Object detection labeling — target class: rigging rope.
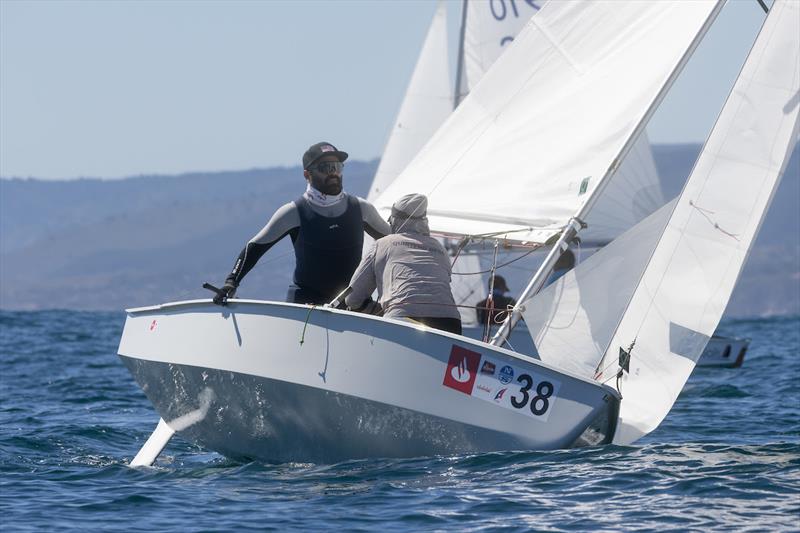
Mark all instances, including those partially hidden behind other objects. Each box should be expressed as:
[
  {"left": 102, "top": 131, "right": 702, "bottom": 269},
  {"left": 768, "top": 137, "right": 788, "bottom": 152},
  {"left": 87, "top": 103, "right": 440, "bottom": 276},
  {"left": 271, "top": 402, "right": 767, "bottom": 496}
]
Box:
[
  {"left": 299, "top": 305, "right": 317, "bottom": 346},
  {"left": 451, "top": 247, "right": 538, "bottom": 275},
  {"left": 689, "top": 200, "right": 740, "bottom": 240}
]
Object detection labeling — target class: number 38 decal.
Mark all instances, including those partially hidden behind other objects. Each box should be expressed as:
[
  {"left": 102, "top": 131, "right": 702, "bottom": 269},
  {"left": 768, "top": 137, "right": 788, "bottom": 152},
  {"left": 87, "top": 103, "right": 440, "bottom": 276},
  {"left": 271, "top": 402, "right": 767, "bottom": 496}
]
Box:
[{"left": 510, "top": 374, "right": 555, "bottom": 416}]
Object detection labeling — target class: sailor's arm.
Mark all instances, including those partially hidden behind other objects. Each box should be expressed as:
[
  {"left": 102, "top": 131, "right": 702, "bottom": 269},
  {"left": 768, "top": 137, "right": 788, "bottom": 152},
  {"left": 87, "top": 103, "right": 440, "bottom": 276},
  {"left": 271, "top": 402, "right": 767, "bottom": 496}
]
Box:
[
  {"left": 358, "top": 198, "right": 391, "bottom": 239},
  {"left": 345, "top": 243, "right": 378, "bottom": 310},
  {"left": 224, "top": 202, "right": 300, "bottom": 287}
]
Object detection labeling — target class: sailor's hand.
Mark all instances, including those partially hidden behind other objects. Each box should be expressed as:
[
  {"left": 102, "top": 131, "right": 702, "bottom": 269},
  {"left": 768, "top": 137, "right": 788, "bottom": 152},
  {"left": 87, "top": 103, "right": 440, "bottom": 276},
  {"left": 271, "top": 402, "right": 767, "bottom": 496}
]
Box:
[
  {"left": 213, "top": 281, "right": 237, "bottom": 306},
  {"left": 362, "top": 300, "right": 382, "bottom": 316},
  {"left": 350, "top": 297, "right": 382, "bottom": 316}
]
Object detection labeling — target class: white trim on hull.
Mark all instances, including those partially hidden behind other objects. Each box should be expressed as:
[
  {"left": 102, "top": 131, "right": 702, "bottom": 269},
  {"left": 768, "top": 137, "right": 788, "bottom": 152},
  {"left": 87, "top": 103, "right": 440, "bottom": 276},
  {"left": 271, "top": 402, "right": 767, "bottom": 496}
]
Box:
[{"left": 118, "top": 300, "right": 620, "bottom": 463}]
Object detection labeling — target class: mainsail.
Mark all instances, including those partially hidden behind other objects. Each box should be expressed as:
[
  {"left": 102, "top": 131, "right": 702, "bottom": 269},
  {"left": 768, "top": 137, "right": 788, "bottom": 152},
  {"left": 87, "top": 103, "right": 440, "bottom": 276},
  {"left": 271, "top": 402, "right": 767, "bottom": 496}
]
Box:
[
  {"left": 524, "top": 0, "right": 799, "bottom": 444},
  {"left": 457, "top": 0, "right": 545, "bottom": 103},
  {"left": 459, "top": 0, "right": 665, "bottom": 246},
  {"left": 374, "top": 1, "right": 722, "bottom": 245},
  {"left": 366, "top": 1, "right": 452, "bottom": 202}
]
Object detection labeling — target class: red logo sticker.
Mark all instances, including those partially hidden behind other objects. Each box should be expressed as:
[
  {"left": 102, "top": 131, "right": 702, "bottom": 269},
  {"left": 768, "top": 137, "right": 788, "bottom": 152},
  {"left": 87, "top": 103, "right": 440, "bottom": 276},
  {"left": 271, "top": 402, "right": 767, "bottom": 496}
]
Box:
[
  {"left": 149, "top": 319, "right": 157, "bottom": 331},
  {"left": 443, "top": 345, "right": 481, "bottom": 395}
]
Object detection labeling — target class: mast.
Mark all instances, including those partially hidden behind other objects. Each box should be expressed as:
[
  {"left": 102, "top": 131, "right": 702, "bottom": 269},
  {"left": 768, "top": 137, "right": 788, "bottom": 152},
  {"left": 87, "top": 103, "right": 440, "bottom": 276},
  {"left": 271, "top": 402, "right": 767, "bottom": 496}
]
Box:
[
  {"left": 491, "top": 0, "right": 727, "bottom": 347},
  {"left": 453, "top": 0, "right": 469, "bottom": 109}
]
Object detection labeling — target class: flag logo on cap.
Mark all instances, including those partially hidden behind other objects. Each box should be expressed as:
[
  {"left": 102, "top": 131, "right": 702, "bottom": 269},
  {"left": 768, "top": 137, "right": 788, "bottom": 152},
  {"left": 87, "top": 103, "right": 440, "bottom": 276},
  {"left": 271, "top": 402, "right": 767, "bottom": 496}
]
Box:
[{"left": 321, "top": 145, "right": 334, "bottom": 152}]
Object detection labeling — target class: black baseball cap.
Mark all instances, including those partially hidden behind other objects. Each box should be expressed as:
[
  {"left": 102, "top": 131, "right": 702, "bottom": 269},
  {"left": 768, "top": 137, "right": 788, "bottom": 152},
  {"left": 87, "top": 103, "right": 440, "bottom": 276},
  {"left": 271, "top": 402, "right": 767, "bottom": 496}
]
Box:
[
  {"left": 490, "top": 275, "right": 509, "bottom": 292},
  {"left": 302, "top": 142, "right": 349, "bottom": 169}
]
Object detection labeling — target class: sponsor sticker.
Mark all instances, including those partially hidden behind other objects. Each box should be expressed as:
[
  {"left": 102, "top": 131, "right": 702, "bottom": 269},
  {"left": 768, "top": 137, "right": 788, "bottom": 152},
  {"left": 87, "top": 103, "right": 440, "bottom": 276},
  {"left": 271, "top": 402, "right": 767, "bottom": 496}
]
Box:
[
  {"left": 441, "top": 347, "right": 561, "bottom": 422},
  {"left": 493, "top": 388, "right": 507, "bottom": 402},
  {"left": 480, "top": 361, "right": 496, "bottom": 376},
  {"left": 149, "top": 319, "right": 158, "bottom": 331},
  {"left": 442, "top": 345, "right": 481, "bottom": 395},
  {"left": 475, "top": 355, "right": 562, "bottom": 422}
]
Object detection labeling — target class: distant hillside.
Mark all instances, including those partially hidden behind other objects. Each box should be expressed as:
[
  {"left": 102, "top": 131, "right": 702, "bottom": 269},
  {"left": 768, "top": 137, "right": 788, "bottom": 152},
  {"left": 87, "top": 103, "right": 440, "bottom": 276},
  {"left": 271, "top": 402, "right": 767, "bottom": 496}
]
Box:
[
  {"left": 0, "top": 162, "right": 378, "bottom": 310},
  {"left": 1, "top": 145, "right": 798, "bottom": 317}
]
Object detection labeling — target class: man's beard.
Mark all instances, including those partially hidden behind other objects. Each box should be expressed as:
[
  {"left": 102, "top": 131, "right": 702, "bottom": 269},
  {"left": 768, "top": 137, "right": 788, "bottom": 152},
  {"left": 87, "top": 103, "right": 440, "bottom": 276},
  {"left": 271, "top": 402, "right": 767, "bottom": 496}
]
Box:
[{"left": 313, "top": 174, "right": 342, "bottom": 195}]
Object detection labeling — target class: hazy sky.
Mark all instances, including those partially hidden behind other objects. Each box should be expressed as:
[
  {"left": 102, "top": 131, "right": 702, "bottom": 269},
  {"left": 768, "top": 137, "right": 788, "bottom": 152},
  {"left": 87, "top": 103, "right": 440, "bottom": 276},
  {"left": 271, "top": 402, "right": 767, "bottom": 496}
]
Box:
[{"left": 0, "top": 0, "right": 770, "bottom": 180}]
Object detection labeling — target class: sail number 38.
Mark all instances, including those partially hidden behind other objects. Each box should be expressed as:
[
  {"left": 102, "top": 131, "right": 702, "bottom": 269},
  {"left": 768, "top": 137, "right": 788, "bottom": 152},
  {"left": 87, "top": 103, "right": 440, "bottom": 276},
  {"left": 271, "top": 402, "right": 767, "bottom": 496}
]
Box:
[{"left": 510, "top": 374, "right": 555, "bottom": 416}]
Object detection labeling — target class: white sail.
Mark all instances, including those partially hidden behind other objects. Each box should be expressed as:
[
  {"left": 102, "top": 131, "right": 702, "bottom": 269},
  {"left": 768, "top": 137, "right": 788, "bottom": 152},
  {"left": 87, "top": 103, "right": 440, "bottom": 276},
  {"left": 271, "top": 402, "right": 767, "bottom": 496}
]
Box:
[
  {"left": 580, "top": 132, "right": 664, "bottom": 246},
  {"left": 375, "top": 1, "right": 721, "bottom": 245},
  {"left": 524, "top": 0, "right": 799, "bottom": 443},
  {"left": 366, "top": 2, "right": 452, "bottom": 202},
  {"left": 610, "top": 0, "right": 799, "bottom": 444},
  {"left": 461, "top": 0, "right": 544, "bottom": 97},
  {"left": 523, "top": 200, "right": 676, "bottom": 378},
  {"left": 462, "top": 0, "right": 665, "bottom": 245},
  {"left": 450, "top": 252, "right": 484, "bottom": 326}
]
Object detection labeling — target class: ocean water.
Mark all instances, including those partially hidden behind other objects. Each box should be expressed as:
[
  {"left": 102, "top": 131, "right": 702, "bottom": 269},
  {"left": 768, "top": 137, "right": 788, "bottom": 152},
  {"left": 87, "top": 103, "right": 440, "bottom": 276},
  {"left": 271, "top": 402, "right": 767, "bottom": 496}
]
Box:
[{"left": 0, "top": 311, "right": 798, "bottom": 531}]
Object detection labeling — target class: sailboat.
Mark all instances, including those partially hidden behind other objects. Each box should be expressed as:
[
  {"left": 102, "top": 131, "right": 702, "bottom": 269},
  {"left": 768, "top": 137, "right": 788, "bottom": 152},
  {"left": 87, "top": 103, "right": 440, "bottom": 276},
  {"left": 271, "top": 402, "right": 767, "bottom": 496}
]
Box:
[
  {"left": 119, "top": 0, "right": 798, "bottom": 465},
  {"left": 372, "top": 0, "right": 756, "bottom": 365}
]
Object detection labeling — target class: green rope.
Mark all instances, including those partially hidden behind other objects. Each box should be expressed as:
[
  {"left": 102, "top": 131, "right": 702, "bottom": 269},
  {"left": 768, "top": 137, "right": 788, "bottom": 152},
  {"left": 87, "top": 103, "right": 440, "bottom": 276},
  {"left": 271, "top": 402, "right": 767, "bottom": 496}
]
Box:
[{"left": 299, "top": 305, "right": 317, "bottom": 346}]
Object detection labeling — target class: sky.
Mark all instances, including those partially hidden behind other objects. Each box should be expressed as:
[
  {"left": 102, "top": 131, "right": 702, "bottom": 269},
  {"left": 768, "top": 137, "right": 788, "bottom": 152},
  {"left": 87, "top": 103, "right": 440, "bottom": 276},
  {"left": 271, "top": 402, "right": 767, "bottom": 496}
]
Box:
[{"left": 0, "top": 0, "right": 771, "bottom": 180}]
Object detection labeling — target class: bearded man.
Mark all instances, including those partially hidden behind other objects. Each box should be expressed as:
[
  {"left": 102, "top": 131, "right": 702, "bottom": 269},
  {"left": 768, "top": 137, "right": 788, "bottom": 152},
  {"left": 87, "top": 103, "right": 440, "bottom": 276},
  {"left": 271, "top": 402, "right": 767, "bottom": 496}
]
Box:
[{"left": 214, "top": 142, "right": 390, "bottom": 305}]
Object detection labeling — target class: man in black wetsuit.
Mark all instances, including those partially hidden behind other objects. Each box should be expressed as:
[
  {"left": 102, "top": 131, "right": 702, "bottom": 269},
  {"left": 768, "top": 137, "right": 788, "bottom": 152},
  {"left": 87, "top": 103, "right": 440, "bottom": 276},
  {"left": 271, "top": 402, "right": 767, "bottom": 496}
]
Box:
[{"left": 213, "top": 141, "right": 391, "bottom": 305}]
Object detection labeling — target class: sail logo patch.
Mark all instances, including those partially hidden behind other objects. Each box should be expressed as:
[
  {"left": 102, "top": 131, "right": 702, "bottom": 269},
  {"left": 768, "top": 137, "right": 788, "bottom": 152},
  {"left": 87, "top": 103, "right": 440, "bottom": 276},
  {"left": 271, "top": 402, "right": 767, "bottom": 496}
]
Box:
[
  {"left": 443, "top": 345, "right": 481, "bottom": 395},
  {"left": 579, "top": 176, "right": 590, "bottom": 195}
]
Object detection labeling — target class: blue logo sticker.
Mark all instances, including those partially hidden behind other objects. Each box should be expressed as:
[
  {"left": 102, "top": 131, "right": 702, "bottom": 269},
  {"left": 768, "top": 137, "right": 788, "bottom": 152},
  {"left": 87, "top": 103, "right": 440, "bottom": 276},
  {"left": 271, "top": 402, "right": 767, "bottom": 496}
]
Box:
[{"left": 499, "top": 365, "right": 514, "bottom": 384}]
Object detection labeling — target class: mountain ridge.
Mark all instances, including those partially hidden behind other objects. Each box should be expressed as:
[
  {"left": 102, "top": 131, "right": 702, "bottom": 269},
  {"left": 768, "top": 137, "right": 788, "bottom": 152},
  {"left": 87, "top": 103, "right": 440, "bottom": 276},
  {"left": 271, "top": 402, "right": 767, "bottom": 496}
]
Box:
[{"left": 1, "top": 146, "right": 797, "bottom": 316}]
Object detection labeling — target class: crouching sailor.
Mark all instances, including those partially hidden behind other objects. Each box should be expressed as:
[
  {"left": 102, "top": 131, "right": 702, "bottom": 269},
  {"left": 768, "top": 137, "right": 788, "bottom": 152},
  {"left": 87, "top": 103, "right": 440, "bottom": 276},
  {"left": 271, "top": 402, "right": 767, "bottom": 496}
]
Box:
[
  {"left": 345, "top": 193, "right": 462, "bottom": 335},
  {"left": 213, "top": 141, "right": 390, "bottom": 305}
]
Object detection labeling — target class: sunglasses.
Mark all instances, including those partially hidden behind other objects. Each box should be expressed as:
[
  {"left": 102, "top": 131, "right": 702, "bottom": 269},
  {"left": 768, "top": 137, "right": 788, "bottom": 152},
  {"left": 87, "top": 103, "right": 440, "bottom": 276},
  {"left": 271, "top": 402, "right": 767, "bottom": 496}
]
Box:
[{"left": 311, "top": 161, "right": 343, "bottom": 175}]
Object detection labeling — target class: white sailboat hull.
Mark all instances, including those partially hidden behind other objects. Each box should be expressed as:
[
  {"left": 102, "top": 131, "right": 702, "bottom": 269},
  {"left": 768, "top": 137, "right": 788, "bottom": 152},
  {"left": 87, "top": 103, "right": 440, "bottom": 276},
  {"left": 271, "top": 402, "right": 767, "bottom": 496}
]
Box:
[
  {"left": 696, "top": 336, "right": 749, "bottom": 368},
  {"left": 118, "top": 300, "right": 619, "bottom": 463}
]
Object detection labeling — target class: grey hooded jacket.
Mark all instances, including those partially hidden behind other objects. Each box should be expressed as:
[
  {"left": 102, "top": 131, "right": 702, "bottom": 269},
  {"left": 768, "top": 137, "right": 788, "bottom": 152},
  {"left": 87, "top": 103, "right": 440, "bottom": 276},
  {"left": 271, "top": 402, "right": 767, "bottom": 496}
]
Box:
[{"left": 345, "top": 231, "right": 461, "bottom": 320}]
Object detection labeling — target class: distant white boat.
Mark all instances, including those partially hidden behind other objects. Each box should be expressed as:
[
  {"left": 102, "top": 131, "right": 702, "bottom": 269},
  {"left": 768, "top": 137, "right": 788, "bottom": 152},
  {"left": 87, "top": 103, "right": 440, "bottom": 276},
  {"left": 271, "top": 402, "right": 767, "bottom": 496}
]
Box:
[
  {"left": 120, "top": 0, "right": 798, "bottom": 465},
  {"left": 696, "top": 336, "right": 750, "bottom": 368},
  {"left": 461, "top": 325, "right": 750, "bottom": 369}
]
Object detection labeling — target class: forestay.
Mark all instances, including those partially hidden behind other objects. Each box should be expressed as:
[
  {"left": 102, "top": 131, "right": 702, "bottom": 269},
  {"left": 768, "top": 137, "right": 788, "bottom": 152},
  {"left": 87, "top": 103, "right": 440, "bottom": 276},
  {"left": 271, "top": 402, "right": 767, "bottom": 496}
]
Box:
[
  {"left": 523, "top": 0, "right": 799, "bottom": 444},
  {"left": 375, "top": 1, "right": 721, "bottom": 245},
  {"left": 366, "top": 2, "right": 452, "bottom": 202}
]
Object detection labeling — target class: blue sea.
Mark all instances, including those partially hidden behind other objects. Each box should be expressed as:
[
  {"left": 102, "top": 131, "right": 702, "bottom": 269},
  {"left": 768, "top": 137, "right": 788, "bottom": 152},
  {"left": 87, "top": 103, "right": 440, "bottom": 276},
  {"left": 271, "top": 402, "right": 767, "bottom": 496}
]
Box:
[{"left": 1, "top": 311, "right": 798, "bottom": 531}]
